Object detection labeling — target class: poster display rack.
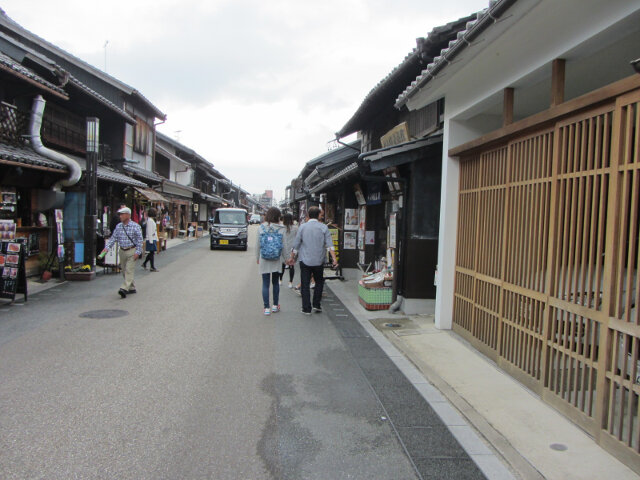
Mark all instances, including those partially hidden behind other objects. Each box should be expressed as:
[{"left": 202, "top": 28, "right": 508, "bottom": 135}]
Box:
[{"left": 0, "top": 239, "right": 27, "bottom": 302}]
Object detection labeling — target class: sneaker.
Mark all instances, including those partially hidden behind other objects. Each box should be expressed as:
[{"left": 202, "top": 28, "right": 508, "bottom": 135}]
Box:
[
  {"left": 301, "top": 309, "right": 311, "bottom": 316},
  {"left": 288, "top": 282, "right": 293, "bottom": 288},
  {"left": 264, "top": 308, "right": 271, "bottom": 316},
  {"left": 271, "top": 305, "right": 280, "bottom": 313},
  {"left": 128, "top": 289, "right": 137, "bottom": 294},
  {"left": 141, "top": 264, "right": 147, "bottom": 270},
  {"left": 310, "top": 282, "right": 316, "bottom": 289},
  {"left": 150, "top": 268, "right": 159, "bottom": 272},
  {"left": 313, "top": 307, "right": 322, "bottom": 313},
  {"left": 118, "top": 288, "right": 127, "bottom": 298}
]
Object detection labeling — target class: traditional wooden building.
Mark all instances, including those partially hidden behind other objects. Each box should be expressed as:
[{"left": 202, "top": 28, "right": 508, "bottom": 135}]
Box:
[{"left": 397, "top": 0, "right": 640, "bottom": 470}]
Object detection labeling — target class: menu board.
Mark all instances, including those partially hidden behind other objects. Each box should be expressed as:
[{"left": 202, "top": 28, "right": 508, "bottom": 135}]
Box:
[{"left": 0, "top": 240, "right": 27, "bottom": 302}]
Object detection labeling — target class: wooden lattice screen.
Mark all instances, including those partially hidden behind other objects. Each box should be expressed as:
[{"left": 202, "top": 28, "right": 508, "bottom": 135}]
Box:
[{"left": 453, "top": 87, "right": 640, "bottom": 470}]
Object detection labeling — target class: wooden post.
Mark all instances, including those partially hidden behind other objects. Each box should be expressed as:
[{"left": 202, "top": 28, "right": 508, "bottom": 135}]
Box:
[
  {"left": 551, "top": 59, "right": 565, "bottom": 107},
  {"left": 503, "top": 87, "right": 514, "bottom": 127}
]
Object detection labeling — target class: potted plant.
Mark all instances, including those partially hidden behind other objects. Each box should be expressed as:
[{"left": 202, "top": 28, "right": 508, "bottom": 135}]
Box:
[{"left": 63, "top": 264, "right": 96, "bottom": 281}]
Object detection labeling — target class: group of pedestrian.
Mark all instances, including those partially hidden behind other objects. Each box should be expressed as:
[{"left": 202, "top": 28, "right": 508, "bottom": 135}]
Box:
[
  {"left": 257, "top": 205, "right": 337, "bottom": 316},
  {"left": 100, "top": 205, "right": 160, "bottom": 299}
]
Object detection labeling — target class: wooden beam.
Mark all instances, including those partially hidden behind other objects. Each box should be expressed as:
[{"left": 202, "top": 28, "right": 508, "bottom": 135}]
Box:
[
  {"left": 503, "top": 87, "right": 514, "bottom": 127},
  {"left": 551, "top": 58, "right": 565, "bottom": 107},
  {"left": 449, "top": 74, "right": 640, "bottom": 157}
]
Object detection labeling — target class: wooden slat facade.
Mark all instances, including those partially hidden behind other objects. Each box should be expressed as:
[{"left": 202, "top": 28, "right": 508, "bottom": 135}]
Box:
[{"left": 453, "top": 80, "right": 640, "bottom": 472}]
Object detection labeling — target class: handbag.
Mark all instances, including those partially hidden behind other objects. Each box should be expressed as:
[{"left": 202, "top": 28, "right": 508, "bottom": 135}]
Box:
[{"left": 146, "top": 240, "right": 157, "bottom": 252}]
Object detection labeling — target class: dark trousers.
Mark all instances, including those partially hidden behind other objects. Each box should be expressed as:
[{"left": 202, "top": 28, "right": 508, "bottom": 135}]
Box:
[
  {"left": 262, "top": 272, "right": 280, "bottom": 308},
  {"left": 142, "top": 251, "right": 155, "bottom": 269},
  {"left": 300, "top": 261, "right": 324, "bottom": 312},
  {"left": 280, "top": 263, "right": 295, "bottom": 282}
]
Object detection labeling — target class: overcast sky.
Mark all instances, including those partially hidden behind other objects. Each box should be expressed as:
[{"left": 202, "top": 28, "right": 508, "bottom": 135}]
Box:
[{"left": 3, "top": 0, "right": 488, "bottom": 199}]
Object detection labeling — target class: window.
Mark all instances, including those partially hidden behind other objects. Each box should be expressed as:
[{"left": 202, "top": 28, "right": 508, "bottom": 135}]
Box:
[{"left": 133, "top": 117, "right": 150, "bottom": 154}]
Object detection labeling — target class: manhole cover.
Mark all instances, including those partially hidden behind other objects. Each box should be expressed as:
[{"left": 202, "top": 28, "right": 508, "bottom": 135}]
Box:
[
  {"left": 79, "top": 309, "right": 129, "bottom": 319},
  {"left": 384, "top": 323, "right": 402, "bottom": 328},
  {"left": 550, "top": 443, "right": 568, "bottom": 451}
]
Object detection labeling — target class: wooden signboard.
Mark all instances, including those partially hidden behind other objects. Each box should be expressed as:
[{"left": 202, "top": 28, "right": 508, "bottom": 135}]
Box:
[{"left": 0, "top": 240, "right": 27, "bottom": 302}]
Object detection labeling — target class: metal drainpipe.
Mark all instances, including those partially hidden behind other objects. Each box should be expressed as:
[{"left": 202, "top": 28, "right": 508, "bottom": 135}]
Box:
[{"left": 27, "top": 95, "right": 82, "bottom": 190}]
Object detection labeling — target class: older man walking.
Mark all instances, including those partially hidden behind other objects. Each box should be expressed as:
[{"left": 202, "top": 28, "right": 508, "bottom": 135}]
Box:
[
  {"left": 288, "top": 206, "right": 338, "bottom": 315},
  {"left": 101, "top": 206, "right": 144, "bottom": 298}
]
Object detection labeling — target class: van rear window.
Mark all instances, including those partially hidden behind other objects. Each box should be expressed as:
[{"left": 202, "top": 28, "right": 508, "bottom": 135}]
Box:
[{"left": 215, "top": 211, "right": 246, "bottom": 225}]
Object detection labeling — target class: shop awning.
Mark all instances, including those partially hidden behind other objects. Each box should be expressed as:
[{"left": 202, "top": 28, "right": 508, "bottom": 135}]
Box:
[
  {"left": 160, "top": 179, "right": 198, "bottom": 198},
  {"left": 134, "top": 187, "right": 168, "bottom": 202},
  {"left": 309, "top": 161, "right": 360, "bottom": 194},
  {"left": 199, "top": 192, "right": 224, "bottom": 204},
  {"left": 359, "top": 131, "right": 443, "bottom": 172},
  {"left": 71, "top": 155, "right": 148, "bottom": 188}
]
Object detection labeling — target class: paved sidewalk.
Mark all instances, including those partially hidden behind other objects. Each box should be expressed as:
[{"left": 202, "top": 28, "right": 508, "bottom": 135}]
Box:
[
  {"left": 24, "top": 235, "right": 203, "bottom": 298},
  {"left": 327, "top": 268, "right": 638, "bottom": 480}
]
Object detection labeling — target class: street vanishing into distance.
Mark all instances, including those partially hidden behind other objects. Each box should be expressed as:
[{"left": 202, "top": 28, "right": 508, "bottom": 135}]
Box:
[{"left": 0, "top": 228, "right": 484, "bottom": 479}]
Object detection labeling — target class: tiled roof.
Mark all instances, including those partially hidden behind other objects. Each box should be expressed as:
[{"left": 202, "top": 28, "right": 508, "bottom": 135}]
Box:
[
  {"left": 0, "top": 51, "right": 67, "bottom": 98},
  {"left": 0, "top": 9, "right": 166, "bottom": 120},
  {"left": 70, "top": 154, "right": 148, "bottom": 188},
  {"left": 68, "top": 76, "right": 136, "bottom": 123},
  {"left": 336, "top": 15, "right": 476, "bottom": 138},
  {"left": 96, "top": 166, "right": 147, "bottom": 187},
  {"left": 122, "top": 162, "right": 163, "bottom": 182},
  {"left": 0, "top": 143, "right": 67, "bottom": 170},
  {"left": 395, "top": 0, "right": 518, "bottom": 108},
  {"left": 309, "top": 162, "right": 360, "bottom": 194}
]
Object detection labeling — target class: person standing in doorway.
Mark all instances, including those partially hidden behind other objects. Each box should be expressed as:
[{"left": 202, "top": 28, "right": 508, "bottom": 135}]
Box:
[
  {"left": 142, "top": 207, "right": 159, "bottom": 272},
  {"left": 101, "top": 206, "right": 143, "bottom": 298},
  {"left": 257, "top": 207, "right": 286, "bottom": 315},
  {"left": 279, "top": 213, "right": 298, "bottom": 288},
  {"left": 288, "top": 206, "right": 338, "bottom": 315}
]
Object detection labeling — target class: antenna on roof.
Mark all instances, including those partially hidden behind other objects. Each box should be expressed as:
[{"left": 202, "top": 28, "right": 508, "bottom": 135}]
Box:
[
  {"left": 103, "top": 40, "right": 109, "bottom": 72},
  {"left": 174, "top": 130, "right": 182, "bottom": 141}
]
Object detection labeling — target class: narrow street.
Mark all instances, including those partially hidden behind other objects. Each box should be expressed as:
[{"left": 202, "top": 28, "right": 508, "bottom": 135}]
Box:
[{"left": 0, "top": 227, "right": 483, "bottom": 480}]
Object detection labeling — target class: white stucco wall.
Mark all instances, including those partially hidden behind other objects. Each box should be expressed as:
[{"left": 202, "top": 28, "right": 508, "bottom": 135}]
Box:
[{"left": 408, "top": 0, "right": 640, "bottom": 330}]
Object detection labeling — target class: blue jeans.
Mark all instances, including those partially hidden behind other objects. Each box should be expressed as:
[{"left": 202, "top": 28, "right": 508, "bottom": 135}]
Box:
[{"left": 262, "top": 272, "right": 280, "bottom": 308}]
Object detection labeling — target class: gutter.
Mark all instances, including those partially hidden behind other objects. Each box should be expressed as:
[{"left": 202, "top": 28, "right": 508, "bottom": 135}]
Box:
[{"left": 27, "top": 95, "right": 81, "bottom": 190}]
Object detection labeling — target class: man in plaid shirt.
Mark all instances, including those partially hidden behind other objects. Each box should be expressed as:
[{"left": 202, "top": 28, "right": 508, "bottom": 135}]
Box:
[{"left": 101, "top": 206, "right": 143, "bottom": 298}]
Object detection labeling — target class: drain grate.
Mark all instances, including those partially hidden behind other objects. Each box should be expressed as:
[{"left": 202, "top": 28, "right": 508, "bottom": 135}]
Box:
[
  {"left": 384, "top": 323, "right": 402, "bottom": 328},
  {"left": 79, "top": 309, "right": 129, "bottom": 319}
]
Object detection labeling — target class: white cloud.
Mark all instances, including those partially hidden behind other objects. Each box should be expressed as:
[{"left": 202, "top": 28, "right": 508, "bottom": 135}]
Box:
[{"left": 2, "top": 0, "right": 489, "bottom": 199}]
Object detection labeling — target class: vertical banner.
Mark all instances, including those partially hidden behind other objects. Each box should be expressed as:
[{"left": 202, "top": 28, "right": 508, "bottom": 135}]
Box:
[
  {"left": 358, "top": 205, "right": 366, "bottom": 250},
  {"left": 389, "top": 213, "right": 397, "bottom": 249}
]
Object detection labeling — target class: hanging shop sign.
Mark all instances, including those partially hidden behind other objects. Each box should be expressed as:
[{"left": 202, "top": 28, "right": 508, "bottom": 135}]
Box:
[
  {"left": 366, "top": 182, "right": 382, "bottom": 205},
  {"left": 383, "top": 167, "right": 402, "bottom": 195},
  {"left": 353, "top": 184, "right": 366, "bottom": 206},
  {"left": 380, "top": 122, "right": 410, "bottom": 148}
]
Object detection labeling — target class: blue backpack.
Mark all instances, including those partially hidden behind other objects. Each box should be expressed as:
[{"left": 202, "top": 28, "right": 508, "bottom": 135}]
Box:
[{"left": 259, "top": 225, "right": 283, "bottom": 260}]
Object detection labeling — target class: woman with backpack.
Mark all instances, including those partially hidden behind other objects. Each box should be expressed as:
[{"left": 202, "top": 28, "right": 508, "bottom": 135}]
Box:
[
  {"left": 279, "top": 213, "right": 298, "bottom": 288},
  {"left": 257, "top": 207, "right": 286, "bottom": 315}
]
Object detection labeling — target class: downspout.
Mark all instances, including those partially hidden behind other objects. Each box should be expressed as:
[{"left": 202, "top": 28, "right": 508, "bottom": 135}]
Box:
[{"left": 28, "top": 95, "right": 82, "bottom": 190}]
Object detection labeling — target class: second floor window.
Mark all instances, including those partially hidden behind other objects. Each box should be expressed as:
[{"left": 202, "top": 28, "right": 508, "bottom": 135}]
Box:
[{"left": 134, "top": 117, "right": 150, "bottom": 154}]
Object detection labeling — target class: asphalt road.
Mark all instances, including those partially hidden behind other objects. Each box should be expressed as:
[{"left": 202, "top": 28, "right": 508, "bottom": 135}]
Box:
[{"left": 0, "top": 226, "right": 421, "bottom": 479}]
